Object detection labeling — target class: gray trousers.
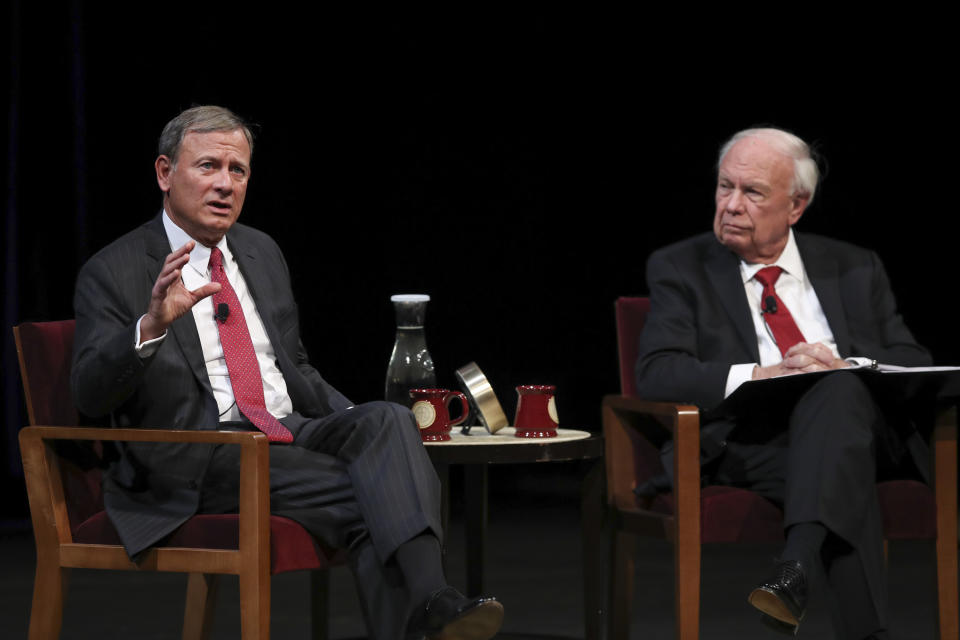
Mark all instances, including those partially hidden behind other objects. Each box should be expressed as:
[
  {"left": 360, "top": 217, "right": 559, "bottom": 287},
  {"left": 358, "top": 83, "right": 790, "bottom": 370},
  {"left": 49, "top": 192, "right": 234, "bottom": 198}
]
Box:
[{"left": 199, "top": 401, "right": 443, "bottom": 640}]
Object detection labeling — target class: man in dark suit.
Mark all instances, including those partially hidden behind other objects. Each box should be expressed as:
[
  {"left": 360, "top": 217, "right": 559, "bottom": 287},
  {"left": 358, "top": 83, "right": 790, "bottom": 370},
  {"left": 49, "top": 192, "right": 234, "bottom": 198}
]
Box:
[
  {"left": 635, "top": 128, "right": 930, "bottom": 639},
  {"left": 71, "top": 105, "right": 504, "bottom": 640}
]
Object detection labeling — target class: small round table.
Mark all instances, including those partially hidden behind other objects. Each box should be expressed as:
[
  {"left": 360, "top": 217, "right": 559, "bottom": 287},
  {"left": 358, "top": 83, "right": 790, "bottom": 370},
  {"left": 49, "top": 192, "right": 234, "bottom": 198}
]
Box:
[{"left": 424, "top": 427, "right": 605, "bottom": 639}]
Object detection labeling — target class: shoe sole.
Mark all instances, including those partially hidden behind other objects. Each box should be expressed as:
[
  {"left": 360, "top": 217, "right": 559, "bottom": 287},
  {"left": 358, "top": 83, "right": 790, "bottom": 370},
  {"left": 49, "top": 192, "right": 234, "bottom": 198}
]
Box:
[
  {"left": 759, "top": 611, "right": 799, "bottom": 636},
  {"left": 430, "top": 601, "right": 505, "bottom": 640},
  {"left": 748, "top": 586, "right": 802, "bottom": 627}
]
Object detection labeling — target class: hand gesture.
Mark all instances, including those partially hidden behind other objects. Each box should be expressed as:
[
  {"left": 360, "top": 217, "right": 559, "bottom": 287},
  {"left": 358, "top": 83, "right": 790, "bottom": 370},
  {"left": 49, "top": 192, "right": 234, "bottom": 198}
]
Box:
[{"left": 140, "top": 242, "right": 221, "bottom": 341}]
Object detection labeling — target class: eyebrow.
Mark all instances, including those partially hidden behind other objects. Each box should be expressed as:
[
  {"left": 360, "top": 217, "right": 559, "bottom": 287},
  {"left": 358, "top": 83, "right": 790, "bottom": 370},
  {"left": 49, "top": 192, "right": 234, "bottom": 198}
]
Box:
[
  {"left": 194, "top": 154, "right": 249, "bottom": 170},
  {"left": 718, "top": 174, "right": 770, "bottom": 191}
]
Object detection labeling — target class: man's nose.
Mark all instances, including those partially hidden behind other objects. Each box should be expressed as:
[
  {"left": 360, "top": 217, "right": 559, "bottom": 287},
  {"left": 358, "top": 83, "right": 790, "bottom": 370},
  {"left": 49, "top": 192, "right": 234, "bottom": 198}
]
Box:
[
  {"left": 212, "top": 168, "right": 233, "bottom": 192},
  {"left": 725, "top": 189, "right": 745, "bottom": 213}
]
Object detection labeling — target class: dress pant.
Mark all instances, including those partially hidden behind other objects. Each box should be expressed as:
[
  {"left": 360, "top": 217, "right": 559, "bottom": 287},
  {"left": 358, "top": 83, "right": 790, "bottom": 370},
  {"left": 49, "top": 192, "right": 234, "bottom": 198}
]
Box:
[
  {"left": 199, "top": 401, "right": 443, "bottom": 640},
  {"left": 711, "top": 372, "right": 913, "bottom": 640}
]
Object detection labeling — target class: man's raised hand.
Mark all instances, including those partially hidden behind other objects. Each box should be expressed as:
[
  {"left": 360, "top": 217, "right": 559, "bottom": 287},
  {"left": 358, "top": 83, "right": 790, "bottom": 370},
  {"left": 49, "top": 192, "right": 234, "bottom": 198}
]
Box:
[{"left": 140, "top": 241, "right": 221, "bottom": 341}]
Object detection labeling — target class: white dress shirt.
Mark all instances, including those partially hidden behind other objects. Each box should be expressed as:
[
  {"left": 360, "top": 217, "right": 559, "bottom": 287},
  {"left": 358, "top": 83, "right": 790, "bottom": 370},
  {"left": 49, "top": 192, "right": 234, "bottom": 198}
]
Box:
[
  {"left": 724, "top": 229, "right": 867, "bottom": 397},
  {"left": 135, "top": 211, "right": 293, "bottom": 421}
]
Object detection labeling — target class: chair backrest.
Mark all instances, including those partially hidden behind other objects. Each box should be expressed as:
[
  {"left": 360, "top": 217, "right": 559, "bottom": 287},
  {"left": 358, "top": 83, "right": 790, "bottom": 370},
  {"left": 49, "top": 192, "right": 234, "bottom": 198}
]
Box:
[
  {"left": 14, "top": 320, "right": 104, "bottom": 529},
  {"left": 13, "top": 321, "right": 80, "bottom": 427},
  {"left": 613, "top": 297, "right": 668, "bottom": 486},
  {"left": 614, "top": 297, "right": 650, "bottom": 397}
]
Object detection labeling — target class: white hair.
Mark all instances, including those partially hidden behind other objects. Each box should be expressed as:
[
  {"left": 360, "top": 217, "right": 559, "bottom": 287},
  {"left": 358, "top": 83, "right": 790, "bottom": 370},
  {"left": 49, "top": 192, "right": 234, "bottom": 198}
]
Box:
[{"left": 718, "top": 128, "right": 819, "bottom": 204}]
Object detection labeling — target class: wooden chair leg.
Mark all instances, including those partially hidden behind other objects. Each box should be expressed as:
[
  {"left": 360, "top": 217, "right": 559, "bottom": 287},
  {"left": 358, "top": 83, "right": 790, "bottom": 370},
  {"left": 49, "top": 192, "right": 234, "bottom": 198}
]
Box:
[
  {"left": 934, "top": 410, "right": 959, "bottom": 640},
  {"left": 183, "top": 573, "right": 220, "bottom": 640},
  {"left": 28, "top": 563, "right": 69, "bottom": 640},
  {"left": 674, "top": 530, "right": 700, "bottom": 640},
  {"left": 310, "top": 569, "right": 329, "bottom": 640},
  {"left": 935, "top": 535, "right": 959, "bottom": 640},
  {"left": 239, "top": 564, "right": 270, "bottom": 640},
  {"left": 609, "top": 530, "right": 634, "bottom": 640}
]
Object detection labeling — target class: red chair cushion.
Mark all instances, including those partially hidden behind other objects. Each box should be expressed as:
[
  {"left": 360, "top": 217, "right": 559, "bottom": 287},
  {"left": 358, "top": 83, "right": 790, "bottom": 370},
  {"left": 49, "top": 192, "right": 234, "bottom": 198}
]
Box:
[
  {"left": 642, "top": 481, "right": 936, "bottom": 543},
  {"left": 649, "top": 485, "right": 785, "bottom": 543},
  {"left": 878, "top": 479, "right": 937, "bottom": 539},
  {"left": 73, "top": 511, "right": 342, "bottom": 574}
]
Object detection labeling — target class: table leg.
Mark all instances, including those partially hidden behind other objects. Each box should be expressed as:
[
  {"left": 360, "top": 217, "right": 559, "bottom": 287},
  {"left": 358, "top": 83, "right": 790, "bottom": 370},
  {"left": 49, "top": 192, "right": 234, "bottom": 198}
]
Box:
[
  {"left": 435, "top": 461, "right": 450, "bottom": 572},
  {"left": 464, "top": 463, "right": 488, "bottom": 597},
  {"left": 581, "top": 459, "right": 606, "bottom": 640}
]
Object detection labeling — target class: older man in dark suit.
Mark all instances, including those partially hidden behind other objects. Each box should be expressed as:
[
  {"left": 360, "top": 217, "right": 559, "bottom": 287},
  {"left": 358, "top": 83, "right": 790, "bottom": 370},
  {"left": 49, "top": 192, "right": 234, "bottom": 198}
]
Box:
[
  {"left": 636, "top": 128, "right": 930, "bottom": 639},
  {"left": 72, "top": 105, "right": 503, "bottom": 640}
]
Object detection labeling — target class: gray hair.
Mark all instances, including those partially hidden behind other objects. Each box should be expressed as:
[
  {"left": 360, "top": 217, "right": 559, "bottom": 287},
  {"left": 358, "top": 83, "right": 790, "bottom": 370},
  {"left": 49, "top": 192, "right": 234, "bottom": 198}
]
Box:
[
  {"left": 718, "top": 128, "right": 819, "bottom": 204},
  {"left": 158, "top": 105, "right": 254, "bottom": 165}
]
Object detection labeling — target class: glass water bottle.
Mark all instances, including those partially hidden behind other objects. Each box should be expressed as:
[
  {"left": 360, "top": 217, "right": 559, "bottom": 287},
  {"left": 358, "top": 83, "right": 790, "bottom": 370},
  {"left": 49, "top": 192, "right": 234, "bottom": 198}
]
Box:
[{"left": 385, "top": 294, "right": 437, "bottom": 407}]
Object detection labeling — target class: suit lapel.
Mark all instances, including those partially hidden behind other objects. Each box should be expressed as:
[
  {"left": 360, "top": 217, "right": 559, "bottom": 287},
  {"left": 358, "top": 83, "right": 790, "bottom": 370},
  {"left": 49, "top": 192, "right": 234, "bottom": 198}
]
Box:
[
  {"left": 796, "top": 233, "right": 851, "bottom": 356},
  {"left": 226, "top": 233, "right": 284, "bottom": 351},
  {"left": 705, "top": 242, "right": 762, "bottom": 362},
  {"left": 143, "top": 215, "right": 212, "bottom": 394}
]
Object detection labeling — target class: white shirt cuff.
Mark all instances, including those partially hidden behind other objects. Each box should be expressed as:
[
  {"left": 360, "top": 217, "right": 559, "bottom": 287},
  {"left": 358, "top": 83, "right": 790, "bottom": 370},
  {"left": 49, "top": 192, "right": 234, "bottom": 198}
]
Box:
[
  {"left": 725, "top": 363, "right": 758, "bottom": 398},
  {"left": 135, "top": 315, "right": 166, "bottom": 357}
]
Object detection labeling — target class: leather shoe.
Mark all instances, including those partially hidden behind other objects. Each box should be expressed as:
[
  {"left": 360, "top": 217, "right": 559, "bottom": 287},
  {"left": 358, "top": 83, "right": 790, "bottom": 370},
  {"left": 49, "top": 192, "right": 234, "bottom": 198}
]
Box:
[
  {"left": 410, "top": 586, "right": 504, "bottom": 640},
  {"left": 748, "top": 560, "right": 808, "bottom": 635}
]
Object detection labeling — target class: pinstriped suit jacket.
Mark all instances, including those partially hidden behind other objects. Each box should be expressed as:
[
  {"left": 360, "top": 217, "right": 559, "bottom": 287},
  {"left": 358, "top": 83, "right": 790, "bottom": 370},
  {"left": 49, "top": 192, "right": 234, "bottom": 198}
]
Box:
[{"left": 72, "top": 214, "right": 352, "bottom": 557}]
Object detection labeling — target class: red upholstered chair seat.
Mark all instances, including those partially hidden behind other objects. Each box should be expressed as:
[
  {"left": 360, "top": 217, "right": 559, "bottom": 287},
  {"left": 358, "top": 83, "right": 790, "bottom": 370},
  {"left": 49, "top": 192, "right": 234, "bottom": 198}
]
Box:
[
  {"left": 648, "top": 486, "right": 785, "bottom": 543},
  {"left": 636, "top": 472, "right": 938, "bottom": 545},
  {"left": 878, "top": 479, "right": 938, "bottom": 540},
  {"left": 73, "top": 511, "right": 341, "bottom": 575}
]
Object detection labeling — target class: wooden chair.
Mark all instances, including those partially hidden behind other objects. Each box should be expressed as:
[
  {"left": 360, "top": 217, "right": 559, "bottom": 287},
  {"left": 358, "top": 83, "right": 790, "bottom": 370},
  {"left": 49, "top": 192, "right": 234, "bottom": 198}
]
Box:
[
  {"left": 14, "top": 320, "right": 345, "bottom": 640},
  {"left": 602, "top": 296, "right": 959, "bottom": 640}
]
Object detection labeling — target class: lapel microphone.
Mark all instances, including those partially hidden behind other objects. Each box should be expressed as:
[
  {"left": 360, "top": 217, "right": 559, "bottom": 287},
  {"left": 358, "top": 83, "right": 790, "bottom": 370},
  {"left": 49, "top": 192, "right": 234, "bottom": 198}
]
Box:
[
  {"left": 216, "top": 303, "right": 230, "bottom": 324},
  {"left": 761, "top": 296, "right": 778, "bottom": 314}
]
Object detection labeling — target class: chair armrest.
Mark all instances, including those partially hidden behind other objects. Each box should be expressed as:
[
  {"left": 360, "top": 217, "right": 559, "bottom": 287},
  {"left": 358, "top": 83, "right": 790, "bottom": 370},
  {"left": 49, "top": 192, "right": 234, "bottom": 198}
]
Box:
[
  {"left": 19, "top": 425, "right": 270, "bottom": 558},
  {"left": 601, "top": 395, "right": 699, "bottom": 510},
  {"left": 21, "top": 425, "right": 269, "bottom": 445}
]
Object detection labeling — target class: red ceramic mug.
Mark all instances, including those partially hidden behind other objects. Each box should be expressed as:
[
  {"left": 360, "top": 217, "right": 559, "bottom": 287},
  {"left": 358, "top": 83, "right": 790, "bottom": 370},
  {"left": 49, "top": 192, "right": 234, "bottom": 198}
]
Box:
[
  {"left": 514, "top": 385, "right": 559, "bottom": 438},
  {"left": 409, "top": 388, "right": 469, "bottom": 442}
]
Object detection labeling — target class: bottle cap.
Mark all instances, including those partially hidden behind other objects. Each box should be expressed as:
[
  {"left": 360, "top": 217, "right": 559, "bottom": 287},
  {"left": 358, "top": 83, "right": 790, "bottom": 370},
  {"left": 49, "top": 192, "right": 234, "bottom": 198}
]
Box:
[{"left": 391, "top": 294, "right": 430, "bottom": 302}]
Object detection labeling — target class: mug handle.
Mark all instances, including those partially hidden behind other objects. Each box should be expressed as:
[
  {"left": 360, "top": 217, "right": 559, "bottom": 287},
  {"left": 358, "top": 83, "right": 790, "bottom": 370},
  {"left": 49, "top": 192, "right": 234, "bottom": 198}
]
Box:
[{"left": 445, "top": 391, "right": 470, "bottom": 427}]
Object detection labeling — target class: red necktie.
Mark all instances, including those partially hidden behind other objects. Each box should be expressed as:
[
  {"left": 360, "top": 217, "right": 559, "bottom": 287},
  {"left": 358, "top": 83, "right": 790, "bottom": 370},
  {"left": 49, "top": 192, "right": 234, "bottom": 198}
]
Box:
[
  {"left": 209, "top": 247, "right": 293, "bottom": 443},
  {"left": 754, "top": 266, "right": 806, "bottom": 357}
]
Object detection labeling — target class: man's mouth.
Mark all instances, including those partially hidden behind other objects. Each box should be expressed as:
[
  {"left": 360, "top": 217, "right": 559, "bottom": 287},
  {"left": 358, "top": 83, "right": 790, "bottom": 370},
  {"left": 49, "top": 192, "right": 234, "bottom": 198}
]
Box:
[
  {"left": 722, "top": 222, "right": 749, "bottom": 233},
  {"left": 206, "top": 201, "right": 232, "bottom": 212}
]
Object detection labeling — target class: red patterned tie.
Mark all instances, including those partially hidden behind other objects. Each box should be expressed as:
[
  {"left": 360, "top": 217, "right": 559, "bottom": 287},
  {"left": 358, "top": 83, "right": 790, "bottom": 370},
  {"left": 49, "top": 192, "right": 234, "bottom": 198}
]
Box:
[
  {"left": 209, "top": 247, "right": 293, "bottom": 443},
  {"left": 754, "top": 266, "right": 806, "bottom": 357}
]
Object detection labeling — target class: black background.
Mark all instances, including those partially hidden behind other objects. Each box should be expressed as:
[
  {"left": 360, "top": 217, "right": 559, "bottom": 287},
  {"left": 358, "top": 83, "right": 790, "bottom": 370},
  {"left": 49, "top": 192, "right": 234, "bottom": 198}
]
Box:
[{"left": 3, "top": 6, "right": 956, "bottom": 521}]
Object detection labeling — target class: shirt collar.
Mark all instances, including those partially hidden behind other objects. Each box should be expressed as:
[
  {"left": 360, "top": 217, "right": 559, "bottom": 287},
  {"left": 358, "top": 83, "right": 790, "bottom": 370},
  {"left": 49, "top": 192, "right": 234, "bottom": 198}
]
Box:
[
  {"left": 162, "top": 209, "right": 232, "bottom": 277},
  {"left": 739, "top": 228, "right": 806, "bottom": 285}
]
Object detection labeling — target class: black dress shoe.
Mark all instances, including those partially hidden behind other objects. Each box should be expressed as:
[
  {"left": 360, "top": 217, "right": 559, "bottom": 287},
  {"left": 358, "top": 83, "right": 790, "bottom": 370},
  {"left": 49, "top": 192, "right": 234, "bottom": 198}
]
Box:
[
  {"left": 410, "top": 587, "right": 504, "bottom": 640},
  {"left": 748, "top": 560, "right": 808, "bottom": 635}
]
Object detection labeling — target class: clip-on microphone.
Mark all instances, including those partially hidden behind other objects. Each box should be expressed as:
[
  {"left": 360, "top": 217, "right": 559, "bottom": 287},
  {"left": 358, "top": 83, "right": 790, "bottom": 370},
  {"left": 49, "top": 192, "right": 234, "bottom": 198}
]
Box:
[{"left": 761, "top": 295, "right": 778, "bottom": 314}]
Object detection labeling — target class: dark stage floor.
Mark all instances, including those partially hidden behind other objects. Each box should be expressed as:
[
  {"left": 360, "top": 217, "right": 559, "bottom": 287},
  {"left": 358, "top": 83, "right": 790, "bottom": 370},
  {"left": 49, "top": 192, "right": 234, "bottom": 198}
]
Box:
[{"left": 0, "top": 464, "right": 947, "bottom": 639}]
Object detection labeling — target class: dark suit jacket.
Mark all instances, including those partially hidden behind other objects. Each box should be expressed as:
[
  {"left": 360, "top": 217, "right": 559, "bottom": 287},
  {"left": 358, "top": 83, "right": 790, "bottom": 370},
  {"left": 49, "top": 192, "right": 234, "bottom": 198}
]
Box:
[
  {"left": 72, "top": 214, "right": 352, "bottom": 557},
  {"left": 635, "top": 231, "right": 932, "bottom": 469}
]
